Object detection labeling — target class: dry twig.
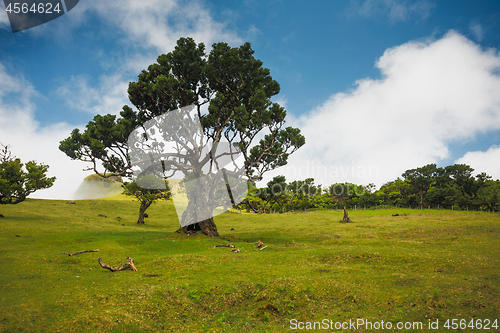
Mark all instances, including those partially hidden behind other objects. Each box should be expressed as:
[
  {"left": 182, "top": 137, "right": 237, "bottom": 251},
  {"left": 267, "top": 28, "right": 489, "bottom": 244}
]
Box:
[{"left": 61, "top": 249, "right": 99, "bottom": 256}]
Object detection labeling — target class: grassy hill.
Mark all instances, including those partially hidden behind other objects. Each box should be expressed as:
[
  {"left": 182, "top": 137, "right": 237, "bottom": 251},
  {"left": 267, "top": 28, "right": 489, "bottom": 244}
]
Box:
[
  {"left": 0, "top": 198, "right": 499, "bottom": 332},
  {"left": 73, "top": 174, "right": 124, "bottom": 200}
]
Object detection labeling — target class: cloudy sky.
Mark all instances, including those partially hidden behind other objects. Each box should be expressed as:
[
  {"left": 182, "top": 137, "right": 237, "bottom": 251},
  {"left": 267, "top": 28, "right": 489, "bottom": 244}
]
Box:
[{"left": 1, "top": 0, "right": 500, "bottom": 198}]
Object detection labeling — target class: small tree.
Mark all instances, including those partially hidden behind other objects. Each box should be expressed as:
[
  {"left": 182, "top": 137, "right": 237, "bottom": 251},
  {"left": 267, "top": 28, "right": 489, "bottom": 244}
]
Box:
[
  {"left": 0, "top": 144, "right": 56, "bottom": 206},
  {"left": 0, "top": 143, "right": 15, "bottom": 163},
  {"left": 122, "top": 175, "right": 171, "bottom": 224}
]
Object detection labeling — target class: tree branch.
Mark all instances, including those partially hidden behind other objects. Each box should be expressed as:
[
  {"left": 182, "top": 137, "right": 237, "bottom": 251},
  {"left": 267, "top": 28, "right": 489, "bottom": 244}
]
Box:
[
  {"left": 98, "top": 257, "right": 137, "bottom": 272},
  {"left": 61, "top": 249, "right": 99, "bottom": 256}
]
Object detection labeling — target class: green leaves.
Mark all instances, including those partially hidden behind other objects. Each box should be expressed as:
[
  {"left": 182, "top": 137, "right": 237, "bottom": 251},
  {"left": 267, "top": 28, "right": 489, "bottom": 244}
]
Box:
[
  {"left": 248, "top": 126, "right": 305, "bottom": 179},
  {"left": 59, "top": 106, "right": 139, "bottom": 177},
  {"left": 129, "top": 37, "right": 207, "bottom": 119},
  {"left": 60, "top": 37, "right": 305, "bottom": 184},
  {"left": 402, "top": 164, "right": 439, "bottom": 208},
  {"left": 0, "top": 158, "right": 55, "bottom": 204},
  {"left": 393, "top": 163, "right": 498, "bottom": 210},
  {"left": 122, "top": 176, "right": 171, "bottom": 223}
]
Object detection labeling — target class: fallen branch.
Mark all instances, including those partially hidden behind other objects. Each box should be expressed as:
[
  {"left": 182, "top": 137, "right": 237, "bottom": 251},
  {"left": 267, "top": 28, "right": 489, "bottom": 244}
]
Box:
[
  {"left": 61, "top": 249, "right": 99, "bottom": 256},
  {"left": 214, "top": 244, "right": 235, "bottom": 248},
  {"left": 260, "top": 245, "right": 268, "bottom": 251},
  {"left": 98, "top": 257, "right": 137, "bottom": 272}
]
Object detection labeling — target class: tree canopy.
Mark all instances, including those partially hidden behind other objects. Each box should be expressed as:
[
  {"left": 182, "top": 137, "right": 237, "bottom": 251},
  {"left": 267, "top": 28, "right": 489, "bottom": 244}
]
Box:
[
  {"left": 60, "top": 38, "right": 305, "bottom": 181},
  {"left": 0, "top": 144, "right": 56, "bottom": 205},
  {"left": 122, "top": 175, "right": 171, "bottom": 224}
]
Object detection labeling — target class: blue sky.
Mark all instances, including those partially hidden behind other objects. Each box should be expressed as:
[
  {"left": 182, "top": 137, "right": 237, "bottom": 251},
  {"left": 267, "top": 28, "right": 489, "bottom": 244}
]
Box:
[{"left": 1, "top": 0, "right": 500, "bottom": 198}]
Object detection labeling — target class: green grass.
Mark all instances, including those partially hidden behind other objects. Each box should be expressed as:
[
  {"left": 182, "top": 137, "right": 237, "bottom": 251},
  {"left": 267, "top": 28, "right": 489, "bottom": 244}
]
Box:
[{"left": 0, "top": 198, "right": 499, "bottom": 332}]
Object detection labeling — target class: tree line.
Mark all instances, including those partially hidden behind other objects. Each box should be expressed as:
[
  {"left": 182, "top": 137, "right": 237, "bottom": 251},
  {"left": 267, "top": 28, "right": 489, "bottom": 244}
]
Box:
[{"left": 243, "top": 163, "right": 500, "bottom": 213}]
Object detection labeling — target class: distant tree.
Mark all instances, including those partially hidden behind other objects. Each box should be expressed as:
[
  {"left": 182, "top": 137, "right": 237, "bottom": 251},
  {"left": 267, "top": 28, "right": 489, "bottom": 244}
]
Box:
[
  {"left": 243, "top": 175, "right": 289, "bottom": 213},
  {"left": 445, "top": 164, "right": 475, "bottom": 192},
  {"left": 474, "top": 179, "right": 499, "bottom": 212},
  {"left": 242, "top": 182, "right": 267, "bottom": 213},
  {"left": 122, "top": 175, "right": 171, "bottom": 224},
  {"left": 357, "top": 183, "right": 381, "bottom": 208},
  {"left": 309, "top": 186, "right": 333, "bottom": 209},
  {"left": 402, "top": 164, "right": 439, "bottom": 209},
  {"left": 0, "top": 143, "right": 16, "bottom": 163},
  {"left": 445, "top": 186, "right": 465, "bottom": 209},
  {"left": 263, "top": 175, "right": 288, "bottom": 212},
  {"left": 288, "top": 178, "right": 317, "bottom": 205},
  {"left": 473, "top": 172, "right": 493, "bottom": 209},
  {"left": 444, "top": 164, "right": 477, "bottom": 207},
  {"left": 0, "top": 144, "right": 56, "bottom": 205},
  {"left": 328, "top": 182, "right": 358, "bottom": 208}
]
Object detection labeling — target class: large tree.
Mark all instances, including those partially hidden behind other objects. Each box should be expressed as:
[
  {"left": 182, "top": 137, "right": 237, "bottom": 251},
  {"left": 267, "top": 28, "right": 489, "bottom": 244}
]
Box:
[
  {"left": 60, "top": 38, "right": 305, "bottom": 236},
  {"left": 0, "top": 144, "right": 56, "bottom": 206}
]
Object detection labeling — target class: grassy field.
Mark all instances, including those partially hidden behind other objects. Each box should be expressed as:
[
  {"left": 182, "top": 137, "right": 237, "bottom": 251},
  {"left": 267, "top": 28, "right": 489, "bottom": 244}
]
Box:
[{"left": 0, "top": 197, "right": 499, "bottom": 332}]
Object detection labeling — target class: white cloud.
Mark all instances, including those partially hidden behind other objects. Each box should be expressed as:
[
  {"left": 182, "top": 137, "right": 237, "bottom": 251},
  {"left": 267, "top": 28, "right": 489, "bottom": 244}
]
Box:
[
  {"left": 74, "top": 0, "right": 241, "bottom": 53},
  {"left": 261, "top": 31, "right": 500, "bottom": 188},
  {"left": 455, "top": 145, "right": 500, "bottom": 180},
  {"left": 57, "top": 73, "right": 129, "bottom": 116},
  {"left": 57, "top": 0, "right": 241, "bottom": 115},
  {"left": 350, "top": 0, "right": 435, "bottom": 22},
  {"left": 469, "top": 21, "right": 484, "bottom": 42},
  {"left": 272, "top": 95, "right": 288, "bottom": 109},
  {"left": 245, "top": 24, "right": 261, "bottom": 41},
  {"left": 0, "top": 63, "right": 89, "bottom": 199}
]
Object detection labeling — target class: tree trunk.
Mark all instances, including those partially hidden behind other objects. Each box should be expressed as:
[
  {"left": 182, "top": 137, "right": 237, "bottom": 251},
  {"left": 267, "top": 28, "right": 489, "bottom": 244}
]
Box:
[
  {"left": 179, "top": 217, "right": 219, "bottom": 237},
  {"left": 341, "top": 207, "right": 352, "bottom": 223},
  {"left": 137, "top": 201, "right": 151, "bottom": 224},
  {"left": 177, "top": 192, "right": 220, "bottom": 237},
  {"left": 198, "top": 217, "right": 219, "bottom": 237}
]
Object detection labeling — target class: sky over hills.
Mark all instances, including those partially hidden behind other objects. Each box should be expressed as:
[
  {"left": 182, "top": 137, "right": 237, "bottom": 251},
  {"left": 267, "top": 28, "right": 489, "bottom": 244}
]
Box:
[{"left": 0, "top": 0, "right": 500, "bottom": 198}]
